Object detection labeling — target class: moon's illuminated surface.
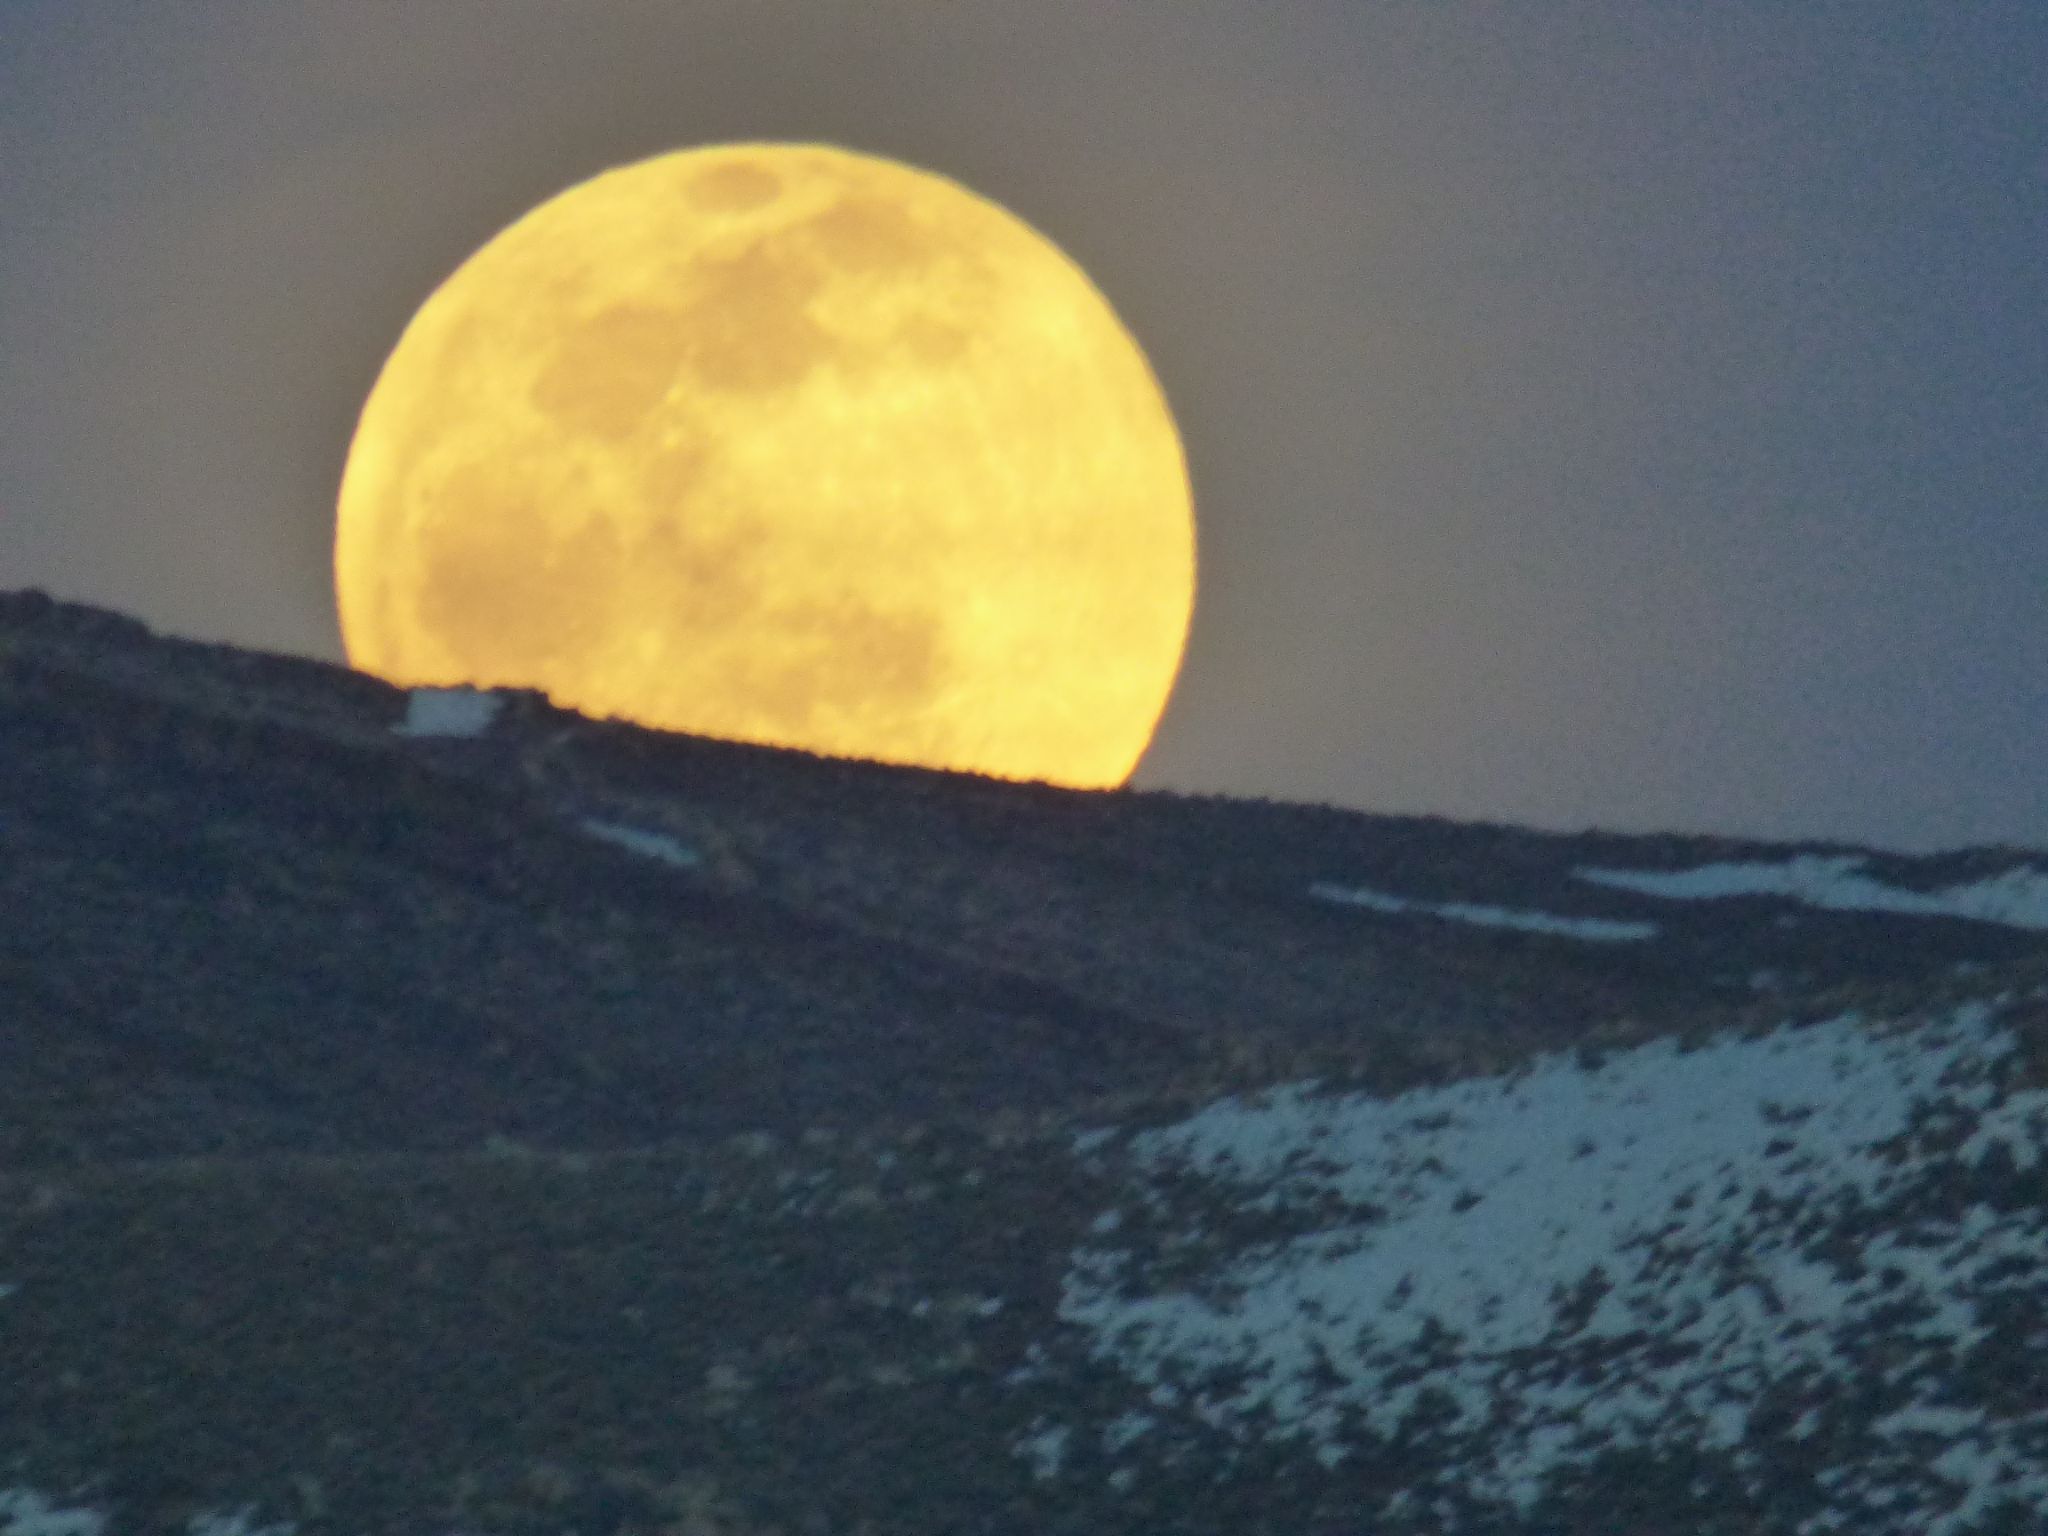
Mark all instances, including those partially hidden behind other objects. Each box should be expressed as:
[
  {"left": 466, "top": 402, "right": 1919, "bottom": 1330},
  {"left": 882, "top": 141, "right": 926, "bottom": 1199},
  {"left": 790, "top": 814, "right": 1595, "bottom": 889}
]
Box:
[{"left": 336, "top": 142, "right": 1194, "bottom": 786}]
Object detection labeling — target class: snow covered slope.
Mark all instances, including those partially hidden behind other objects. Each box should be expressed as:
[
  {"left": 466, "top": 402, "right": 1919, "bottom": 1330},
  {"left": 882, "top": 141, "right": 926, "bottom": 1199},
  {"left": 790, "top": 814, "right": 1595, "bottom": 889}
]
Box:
[
  {"left": 1050, "top": 999, "right": 2048, "bottom": 1532},
  {"left": 3, "top": 988, "right": 2043, "bottom": 1535}
]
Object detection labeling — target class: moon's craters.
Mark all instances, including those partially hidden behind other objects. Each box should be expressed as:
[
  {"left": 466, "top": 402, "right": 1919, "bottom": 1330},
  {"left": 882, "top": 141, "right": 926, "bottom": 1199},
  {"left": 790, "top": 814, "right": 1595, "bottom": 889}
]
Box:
[
  {"left": 531, "top": 181, "right": 991, "bottom": 430},
  {"left": 893, "top": 311, "right": 971, "bottom": 367},
  {"left": 532, "top": 305, "right": 694, "bottom": 439},
  {"left": 640, "top": 437, "right": 712, "bottom": 515},
  {"left": 709, "top": 599, "right": 946, "bottom": 742},
  {"left": 621, "top": 513, "right": 948, "bottom": 743},
  {"left": 416, "top": 464, "right": 624, "bottom": 684},
  {"left": 623, "top": 514, "right": 764, "bottom": 642},
  {"left": 685, "top": 158, "right": 783, "bottom": 214},
  {"left": 672, "top": 243, "right": 832, "bottom": 395},
  {"left": 802, "top": 192, "right": 940, "bottom": 276},
  {"left": 802, "top": 192, "right": 993, "bottom": 361}
]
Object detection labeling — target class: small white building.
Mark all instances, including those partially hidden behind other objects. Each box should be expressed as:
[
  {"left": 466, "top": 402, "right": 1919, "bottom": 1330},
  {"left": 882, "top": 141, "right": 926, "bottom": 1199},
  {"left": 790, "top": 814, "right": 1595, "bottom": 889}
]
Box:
[{"left": 391, "top": 686, "right": 504, "bottom": 740}]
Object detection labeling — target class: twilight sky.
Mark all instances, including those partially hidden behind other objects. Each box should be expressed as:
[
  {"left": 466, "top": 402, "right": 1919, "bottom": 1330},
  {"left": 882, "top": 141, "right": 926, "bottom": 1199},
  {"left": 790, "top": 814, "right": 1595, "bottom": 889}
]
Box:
[{"left": 2, "top": 3, "right": 2042, "bottom": 851}]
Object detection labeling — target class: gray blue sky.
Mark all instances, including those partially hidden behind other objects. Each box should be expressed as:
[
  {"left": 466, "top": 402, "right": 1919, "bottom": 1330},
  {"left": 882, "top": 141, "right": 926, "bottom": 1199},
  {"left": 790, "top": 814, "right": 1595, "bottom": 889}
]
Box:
[{"left": 3, "top": 2, "right": 2041, "bottom": 850}]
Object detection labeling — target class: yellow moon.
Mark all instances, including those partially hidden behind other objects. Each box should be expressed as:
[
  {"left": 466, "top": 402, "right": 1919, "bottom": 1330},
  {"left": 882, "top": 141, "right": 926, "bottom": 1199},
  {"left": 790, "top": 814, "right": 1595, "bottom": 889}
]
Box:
[{"left": 335, "top": 142, "right": 1194, "bottom": 786}]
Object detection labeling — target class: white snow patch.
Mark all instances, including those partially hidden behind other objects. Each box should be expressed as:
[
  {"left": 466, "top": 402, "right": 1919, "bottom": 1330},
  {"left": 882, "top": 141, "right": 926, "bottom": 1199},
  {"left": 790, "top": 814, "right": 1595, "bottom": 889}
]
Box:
[
  {"left": 1309, "top": 881, "right": 1657, "bottom": 942},
  {"left": 579, "top": 818, "right": 701, "bottom": 869},
  {"left": 1056, "top": 1002, "right": 2048, "bottom": 1528},
  {"left": 0, "top": 1491, "right": 104, "bottom": 1536},
  {"left": 1016, "top": 1422, "right": 1071, "bottom": 1480},
  {"left": 392, "top": 686, "right": 502, "bottom": 739},
  {"left": 0, "top": 1493, "right": 296, "bottom": 1536},
  {"left": 1577, "top": 854, "right": 2048, "bottom": 931}
]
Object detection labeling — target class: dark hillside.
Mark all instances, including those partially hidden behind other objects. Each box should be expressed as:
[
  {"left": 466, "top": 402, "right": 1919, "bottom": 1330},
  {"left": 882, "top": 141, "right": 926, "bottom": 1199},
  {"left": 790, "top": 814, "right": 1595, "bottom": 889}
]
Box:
[
  {"left": 6, "top": 590, "right": 2034, "bottom": 1169},
  {"left": 2, "top": 590, "right": 2044, "bottom": 1535}
]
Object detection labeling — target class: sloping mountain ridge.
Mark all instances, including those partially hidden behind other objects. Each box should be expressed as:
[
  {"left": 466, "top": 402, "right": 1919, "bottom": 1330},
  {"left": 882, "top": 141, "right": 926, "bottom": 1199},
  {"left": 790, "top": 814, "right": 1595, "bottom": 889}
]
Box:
[
  {"left": 0, "top": 589, "right": 2044, "bottom": 1534},
  {"left": 3, "top": 589, "right": 2037, "bottom": 1169}
]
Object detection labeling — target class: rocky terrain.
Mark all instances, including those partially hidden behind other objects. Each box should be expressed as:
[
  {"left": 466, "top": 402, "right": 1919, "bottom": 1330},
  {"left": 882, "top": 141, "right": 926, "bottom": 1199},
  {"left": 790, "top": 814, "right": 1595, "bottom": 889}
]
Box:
[{"left": 1, "top": 589, "right": 2043, "bottom": 1534}]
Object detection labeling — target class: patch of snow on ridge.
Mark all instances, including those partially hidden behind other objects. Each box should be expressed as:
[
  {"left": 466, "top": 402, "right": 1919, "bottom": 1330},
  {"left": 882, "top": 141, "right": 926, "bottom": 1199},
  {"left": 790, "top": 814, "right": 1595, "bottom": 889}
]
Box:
[
  {"left": 1309, "top": 880, "right": 1656, "bottom": 941},
  {"left": 0, "top": 1489, "right": 105, "bottom": 1536},
  {"left": 0, "top": 1491, "right": 297, "bottom": 1536},
  {"left": 1577, "top": 854, "right": 2048, "bottom": 931},
  {"left": 580, "top": 818, "right": 701, "bottom": 869},
  {"left": 1055, "top": 1003, "right": 2048, "bottom": 1530},
  {"left": 392, "top": 685, "right": 503, "bottom": 739}
]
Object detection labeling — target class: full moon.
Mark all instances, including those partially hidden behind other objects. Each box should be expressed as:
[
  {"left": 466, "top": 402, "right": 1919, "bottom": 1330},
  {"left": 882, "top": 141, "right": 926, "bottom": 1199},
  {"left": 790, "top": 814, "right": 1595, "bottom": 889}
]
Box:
[{"left": 336, "top": 142, "right": 1194, "bottom": 786}]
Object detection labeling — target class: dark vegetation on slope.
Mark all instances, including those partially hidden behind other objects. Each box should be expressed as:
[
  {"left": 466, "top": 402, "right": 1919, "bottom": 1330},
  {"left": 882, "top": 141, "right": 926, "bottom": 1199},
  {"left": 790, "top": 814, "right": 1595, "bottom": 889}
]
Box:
[
  {"left": 2, "top": 589, "right": 2034, "bottom": 1171},
  {"left": 2, "top": 589, "right": 2045, "bottom": 1535},
  {"left": 3, "top": 982, "right": 2042, "bottom": 1536}
]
